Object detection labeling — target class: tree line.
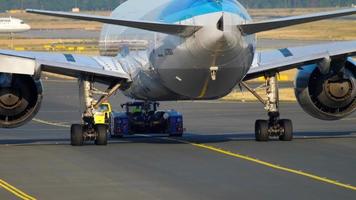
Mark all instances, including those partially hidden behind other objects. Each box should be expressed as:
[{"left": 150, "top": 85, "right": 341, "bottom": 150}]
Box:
[{"left": 1, "top": 0, "right": 355, "bottom": 11}]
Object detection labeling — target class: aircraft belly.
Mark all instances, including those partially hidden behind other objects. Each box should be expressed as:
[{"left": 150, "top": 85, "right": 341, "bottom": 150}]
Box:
[
  {"left": 0, "top": 28, "right": 23, "bottom": 33},
  {"left": 157, "top": 66, "right": 244, "bottom": 99},
  {"left": 123, "top": 64, "right": 245, "bottom": 101},
  {"left": 122, "top": 69, "right": 182, "bottom": 101}
]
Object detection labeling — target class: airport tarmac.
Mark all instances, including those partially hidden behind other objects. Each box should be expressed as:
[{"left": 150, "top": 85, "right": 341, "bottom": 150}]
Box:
[
  {"left": 17, "top": 29, "right": 100, "bottom": 39},
  {"left": 16, "top": 28, "right": 329, "bottom": 49},
  {"left": 0, "top": 80, "right": 355, "bottom": 200}
]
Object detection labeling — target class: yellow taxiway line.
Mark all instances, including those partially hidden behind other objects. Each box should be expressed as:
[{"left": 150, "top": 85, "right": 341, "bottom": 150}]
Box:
[
  {"left": 191, "top": 142, "right": 356, "bottom": 191},
  {"left": 0, "top": 179, "right": 36, "bottom": 200},
  {"left": 166, "top": 137, "right": 356, "bottom": 191},
  {"left": 33, "top": 118, "right": 356, "bottom": 191}
]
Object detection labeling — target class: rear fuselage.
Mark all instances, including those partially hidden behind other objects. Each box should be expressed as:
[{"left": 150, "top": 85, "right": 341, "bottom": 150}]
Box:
[{"left": 100, "top": 0, "right": 256, "bottom": 100}]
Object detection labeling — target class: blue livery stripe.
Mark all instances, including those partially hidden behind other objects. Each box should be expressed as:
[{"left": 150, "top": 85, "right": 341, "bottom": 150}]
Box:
[{"left": 159, "top": 0, "right": 250, "bottom": 23}]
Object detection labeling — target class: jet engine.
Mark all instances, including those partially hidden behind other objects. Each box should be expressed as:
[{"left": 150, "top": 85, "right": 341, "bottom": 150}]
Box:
[
  {"left": 0, "top": 73, "right": 43, "bottom": 128},
  {"left": 295, "top": 59, "right": 356, "bottom": 120}
]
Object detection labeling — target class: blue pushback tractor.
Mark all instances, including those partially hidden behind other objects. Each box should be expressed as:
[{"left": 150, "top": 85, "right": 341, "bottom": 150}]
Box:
[{"left": 109, "top": 102, "right": 184, "bottom": 137}]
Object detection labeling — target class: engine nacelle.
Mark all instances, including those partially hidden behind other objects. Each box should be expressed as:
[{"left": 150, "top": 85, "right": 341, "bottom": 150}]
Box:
[
  {"left": 0, "top": 74, "right": 43, "bottom": 128},
  {"left": 295, "top": 59, "right": 356, "bottom": 120}
]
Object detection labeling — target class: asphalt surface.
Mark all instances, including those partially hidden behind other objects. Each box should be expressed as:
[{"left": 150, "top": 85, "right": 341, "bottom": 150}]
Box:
[
  {"left": 17, "top": 29, "right": 100, "bottom": 39},
  {"left": 15, "top": 28, "right": 330, "bottom": 49},
  {"left": 0, "top": 80, "right": 355, "bottom": 200}
]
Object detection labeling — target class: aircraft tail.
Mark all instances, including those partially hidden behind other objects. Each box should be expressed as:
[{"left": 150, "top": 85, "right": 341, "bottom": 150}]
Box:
[
  {"left": 26, "top": 9, "right": 202, "bottom": 37},
  {"left": 239, "top": 8, "right": 356, "bottom": 35}
]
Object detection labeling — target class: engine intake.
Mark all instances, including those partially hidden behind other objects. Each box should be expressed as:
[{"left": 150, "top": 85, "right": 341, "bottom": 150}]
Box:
[
  {"left": 0, "top": 74, "right": 43, "bottom": 128},
  {"left": 295, "top": 59, "right": 356, "bottom": 120}
]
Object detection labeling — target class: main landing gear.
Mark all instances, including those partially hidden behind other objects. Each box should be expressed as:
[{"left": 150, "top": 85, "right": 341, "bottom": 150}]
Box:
[
  {"left": 71, "top": 78, "right": 122, "bottom": 146},
  {"left": 241, "top": 74, "right": 293, "bottom": 142}
]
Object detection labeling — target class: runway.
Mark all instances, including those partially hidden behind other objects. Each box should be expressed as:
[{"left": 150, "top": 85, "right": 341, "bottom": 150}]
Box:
[{"left": 0, "top": 80, "right": 355, "bottom": 200}]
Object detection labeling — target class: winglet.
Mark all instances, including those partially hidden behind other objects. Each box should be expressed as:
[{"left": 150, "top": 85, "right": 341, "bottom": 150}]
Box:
[{"left": 26, "top": 9, "right": 202, "bottom": 37}]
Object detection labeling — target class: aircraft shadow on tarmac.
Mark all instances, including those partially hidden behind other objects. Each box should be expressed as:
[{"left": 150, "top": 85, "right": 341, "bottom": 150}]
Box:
[{"left": 0, "top": 131, "right": 355, "bottom": 146}]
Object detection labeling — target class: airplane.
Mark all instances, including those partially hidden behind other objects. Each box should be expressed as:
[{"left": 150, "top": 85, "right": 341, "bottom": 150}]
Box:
[
  {"left": 0, "top": 0, "right": 355, "bottom": 146},
  {"left": 0, "top": 17, "right": 31, "bottom": 33}
]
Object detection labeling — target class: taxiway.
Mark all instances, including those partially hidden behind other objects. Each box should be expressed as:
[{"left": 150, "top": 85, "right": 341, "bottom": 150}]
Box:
[{"left": 0, "top": 80, "right": 355, "bottom": 199}]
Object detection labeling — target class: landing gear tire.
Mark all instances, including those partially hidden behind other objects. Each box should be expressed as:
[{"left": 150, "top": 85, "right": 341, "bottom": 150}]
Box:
[
  {"left": 95, "top": 124, "right": 108, "bottom": 145},
  {"left": 279, "top": 119, "right": 293, "bottom": 141},
  {"left": 255, "top": 120, "right": 269, "bottom": 142},
  {"left": 71, "top": 124, "right": 84, "bottom": 146}
]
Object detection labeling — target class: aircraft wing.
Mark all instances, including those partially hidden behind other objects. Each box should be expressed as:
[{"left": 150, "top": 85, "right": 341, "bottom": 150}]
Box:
[
  {"left": 244, "top": 41, "right": 356, "bottom": 81},
  {"left": 0, "top": 50, "right": 131, "bottom": 84}
]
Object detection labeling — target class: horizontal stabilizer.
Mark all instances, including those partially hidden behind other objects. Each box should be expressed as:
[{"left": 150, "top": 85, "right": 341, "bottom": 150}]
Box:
[
  {"left": 26, "top": 9, "right": 202, "bottom": 37},
  {"left": 239, "top": 8, "right": 356, "bottom": 35}
]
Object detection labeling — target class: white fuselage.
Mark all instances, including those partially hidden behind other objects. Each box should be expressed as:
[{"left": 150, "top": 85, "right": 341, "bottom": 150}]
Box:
[
  {"left": 0, "top": 17, "right": 31, "bottom": 33},
  {"left": 100, "top": 0, "right": 256, "bottom": 101}
]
